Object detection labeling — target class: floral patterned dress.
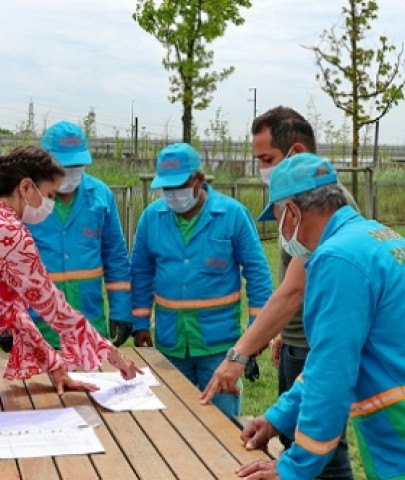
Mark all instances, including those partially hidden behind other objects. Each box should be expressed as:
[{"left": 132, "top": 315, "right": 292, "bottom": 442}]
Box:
[{"left": 0, "top": 201, "right": 111, "bottom": 379}]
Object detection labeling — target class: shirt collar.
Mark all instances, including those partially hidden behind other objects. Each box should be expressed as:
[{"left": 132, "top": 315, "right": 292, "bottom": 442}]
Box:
[{"left": 319, "top": 205, "right": 360, "bottom": 247}]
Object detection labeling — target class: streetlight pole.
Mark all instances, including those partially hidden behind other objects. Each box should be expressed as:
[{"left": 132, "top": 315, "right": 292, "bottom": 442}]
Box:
[{"left": 249, "top": 87, "right": 257, "bottom": 175}]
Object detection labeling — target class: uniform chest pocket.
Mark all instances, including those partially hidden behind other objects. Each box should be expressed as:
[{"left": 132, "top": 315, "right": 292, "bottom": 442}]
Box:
[
  {"left": 200, "top": 238, "right": 233, "bottom": 275},
  {"left": 77, "top": 210, "right": 103, "bottom": 248}
]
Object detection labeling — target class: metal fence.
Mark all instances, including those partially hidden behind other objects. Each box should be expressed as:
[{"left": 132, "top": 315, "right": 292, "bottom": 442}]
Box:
[{"left": 112, "top": 166, "right": 376, "bottom": 250}]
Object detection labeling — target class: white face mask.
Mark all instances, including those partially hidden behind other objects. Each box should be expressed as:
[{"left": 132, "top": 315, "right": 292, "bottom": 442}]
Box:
[
  {"left": 22, "top": 184, "right": 55, "bottom": 224},
  {"left": 259, "top": 166, "right": 274, "bottom": 185},
  {"left": 162, "top": 182, "right": 200, "bottom": 213},
  {"left": 58, "top": 166, "right": 85, "bottom": 193},
  {"left": 278, "top": 207, "right": 312, "bottom": 259},
  {"left": 259, "top": 145, "right": 295, "bottom": 186}
]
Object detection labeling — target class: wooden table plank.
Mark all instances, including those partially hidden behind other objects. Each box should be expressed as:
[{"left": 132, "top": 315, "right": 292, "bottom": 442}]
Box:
[
  {"left": 125, "top": 354, "right": 242, "bottom": 479},
  {"left": 24, "top": 374, "right": 99, "bottom": 480},
  {"left": 126, "top": 348, "right": 269, "bottom": 466},
  {"left": 132, "top": 409, "right": 217, "bottom": 480},
  {"left": 100, "top": 409, "right": 177, "bottom": 479},
  {"left": 0, "top": 357, "right": 61, "bottom": 480},
  {"left": 98, "top": 354, "right": 217, "bottom": 479}
]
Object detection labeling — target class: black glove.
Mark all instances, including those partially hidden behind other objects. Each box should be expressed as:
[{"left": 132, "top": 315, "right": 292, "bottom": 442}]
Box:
[
  {"left": 244, "top": 356, "right": 260, "bottom": 382},
  {"left": 109, "top": 319, "right": 132, "bottom": 347},
  {"left": 0, "top": 330, "right": 13, "bottom": 353}
]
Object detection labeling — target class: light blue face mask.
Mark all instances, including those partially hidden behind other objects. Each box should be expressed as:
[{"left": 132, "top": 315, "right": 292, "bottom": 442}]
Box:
[
  {"left": 278, "top": 207, "right": 312, "bottom": 259},
  {"left": 162, "top": 181, "right": 200, "bottom": 213}
]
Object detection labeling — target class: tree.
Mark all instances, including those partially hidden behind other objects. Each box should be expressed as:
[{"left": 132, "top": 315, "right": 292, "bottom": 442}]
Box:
[
  {"left": 133, "top": 0, "right": 252, "bottom": 143},
  {"left": 305, "top": 0, "right": 405, "bottom": 200}
]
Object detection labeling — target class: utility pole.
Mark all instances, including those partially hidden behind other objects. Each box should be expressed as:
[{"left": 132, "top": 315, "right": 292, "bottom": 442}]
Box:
[
  {"left": 249, "top": 87, "right": 257, "bottom": 119},
  {"left": 131, "top": 100, "right": 135, "bottom": 158},
  {"left": 134, "top": 116, "right": 139, "bottom": 161},
  {"left": 249, "top": 87, "right": 257, "bottom": 175}
]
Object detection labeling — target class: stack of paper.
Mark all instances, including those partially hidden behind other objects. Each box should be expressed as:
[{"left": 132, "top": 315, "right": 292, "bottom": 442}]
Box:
[
  {"left": 0, "top": 407, "right": 104, "bottom": 459},
  {"left": 69, "top": 366, "right": 166, "bottom": 411}
]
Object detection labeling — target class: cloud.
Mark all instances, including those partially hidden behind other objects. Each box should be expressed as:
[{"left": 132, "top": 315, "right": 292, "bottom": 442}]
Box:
[{"left": 1, "top": 0, "right": 405, "bottom": 143}]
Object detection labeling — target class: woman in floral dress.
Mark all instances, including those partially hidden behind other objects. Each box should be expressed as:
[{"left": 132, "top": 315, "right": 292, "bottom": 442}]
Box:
[{"left": 0, "top": 145, "right": 142, "bottom": 393}]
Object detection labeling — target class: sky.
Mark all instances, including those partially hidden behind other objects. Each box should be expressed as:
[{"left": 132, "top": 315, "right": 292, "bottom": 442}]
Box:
[{"left": 1, "top": 0, "right": 405, "bottom": 144}]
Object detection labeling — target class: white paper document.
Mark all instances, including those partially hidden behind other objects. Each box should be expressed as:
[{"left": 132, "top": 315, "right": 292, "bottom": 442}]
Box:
[
  {"left": 0, "top": 407, "right": 104, "bottom": 459},
  {"left": 69, "top": 367, "right": 166, "bottom": 411}
]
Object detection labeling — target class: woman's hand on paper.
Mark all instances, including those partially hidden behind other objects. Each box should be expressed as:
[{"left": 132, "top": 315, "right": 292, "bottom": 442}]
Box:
[
  {"left": 108, "top": 347, "right": 144, "bottom": 380},
  {"left": 51, "top": 366, "right": 100, "bottom": 395}
]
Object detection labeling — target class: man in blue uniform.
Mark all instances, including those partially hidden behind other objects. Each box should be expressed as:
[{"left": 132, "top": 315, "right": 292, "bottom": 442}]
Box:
[
  {"left": 237, "top": 153, "right": 405, "bottom": 480},
  {"left": 130, "top": 142, "right": 272, "bottom": 418},
  {"left": 26, "top": 121, "right": 132, "bottom": 348}
]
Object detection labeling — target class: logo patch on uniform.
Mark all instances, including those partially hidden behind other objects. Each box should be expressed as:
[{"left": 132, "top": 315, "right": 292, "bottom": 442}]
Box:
[
  {"left": 391, "top": 246, "right": 405, "bottom": 266},
  {"left": 205, "top": 257, "right": 227, "bottom": 269},
  {"left": 82, "top": 227, "right": 100, "bottom": 239},
  {"left": 369, "top": 227, "right": 402, "bottom": 242}
]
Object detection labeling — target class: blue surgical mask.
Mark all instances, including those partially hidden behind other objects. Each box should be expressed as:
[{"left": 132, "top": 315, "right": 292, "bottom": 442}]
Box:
[
  {"left": 162, "top": 182, "right": 200, "bottom": 213},
  {"left": 278, "top": 207, "right": 312, "bottom": 259}
]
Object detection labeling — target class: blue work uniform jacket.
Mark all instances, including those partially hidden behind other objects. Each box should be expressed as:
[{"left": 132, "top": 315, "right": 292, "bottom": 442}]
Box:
[
  {"left": 27, "top": 173, "right": 131, "bottom": 342},
  {"left": 131, "top": 184, "right": 272, "bottom": 358},
  {"left": 265, "top": 206, "right": 405, "bottom": 480}
]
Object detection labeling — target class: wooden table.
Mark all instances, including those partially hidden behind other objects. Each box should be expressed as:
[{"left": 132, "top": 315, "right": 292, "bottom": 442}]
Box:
[{"left": 0, "top": 347, "right": 270, "bottom": 480}]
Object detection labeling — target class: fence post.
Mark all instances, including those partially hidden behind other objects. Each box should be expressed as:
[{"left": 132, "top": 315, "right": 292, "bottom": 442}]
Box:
[{"left": 364, "top": 167, "right": 374, "bottom": 219}]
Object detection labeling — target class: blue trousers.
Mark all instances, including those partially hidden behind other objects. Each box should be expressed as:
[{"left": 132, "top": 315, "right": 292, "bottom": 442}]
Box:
[
  {"left": 165, "top": 352, "right": 241, "bottom": 419},
  {"left": 278, "top": 343, "right": 354, "bottom": 480}
]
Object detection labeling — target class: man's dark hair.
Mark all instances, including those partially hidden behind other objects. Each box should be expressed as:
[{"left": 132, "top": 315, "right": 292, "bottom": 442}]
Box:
[
  {"left": 0, "top": 145, "right": 65, "bottom": 196},
  {"left": 251, "top": 105, "right": 316, "bottom": 155}
]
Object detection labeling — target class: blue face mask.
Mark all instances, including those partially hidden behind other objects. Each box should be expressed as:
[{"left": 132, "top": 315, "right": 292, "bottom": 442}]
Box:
[
  {"left": 278, "top": 207, "right": 312, "bottom": 259},
  {"left": 162, "top": 182, "right": 200, "bottom": 213}
]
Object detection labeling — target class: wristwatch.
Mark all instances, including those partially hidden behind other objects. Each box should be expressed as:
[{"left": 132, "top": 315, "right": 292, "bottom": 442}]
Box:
[{"left": 226, "top": 347, "right": 249, "bottom": 366}]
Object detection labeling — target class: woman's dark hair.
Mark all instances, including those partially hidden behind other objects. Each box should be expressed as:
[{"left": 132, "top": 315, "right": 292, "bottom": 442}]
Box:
[{"left": 0, "top": 145, "right": 64, "bottom": 196}]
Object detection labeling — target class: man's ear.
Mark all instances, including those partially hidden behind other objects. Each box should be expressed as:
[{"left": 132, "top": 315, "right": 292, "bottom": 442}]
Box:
[
  {"left": 196, "top": 171, "right": 205, "bottom": 183},
  {"left": 291, "top": 143, "right": 307, "bottom": 155},
  {"left": 285, "top": 200, "right": 301, "bottom": 226}
]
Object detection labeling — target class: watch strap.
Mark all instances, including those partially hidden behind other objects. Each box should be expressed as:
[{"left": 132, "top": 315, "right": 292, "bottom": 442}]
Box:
[{"left": 226, "top": 347, "right": 249, "bottom": 366}]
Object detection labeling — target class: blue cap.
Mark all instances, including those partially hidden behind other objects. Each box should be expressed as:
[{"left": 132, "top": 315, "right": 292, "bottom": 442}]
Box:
[
  {"left": 150, "top": 143, "right": 201, "bottom": 189},
  {"left": 41, "top": 121, "right": 92, "bottom": 167},
  {"left": 258, "top": 153, "right": 338, "bottom": 221}
]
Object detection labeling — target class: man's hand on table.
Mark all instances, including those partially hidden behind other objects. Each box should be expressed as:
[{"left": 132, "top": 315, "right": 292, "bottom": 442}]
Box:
[
  {"left": 200, "top": 359, "right": 244, "bottom": 404},
  {"left": 236, "top": 417, "right": 281, "bottom": 479},
  {"left": 235, "top": 458, "right": 280, "bottom": 479},
  {"left": 241, "top": 416, "right": 278, "bottom": 451}
]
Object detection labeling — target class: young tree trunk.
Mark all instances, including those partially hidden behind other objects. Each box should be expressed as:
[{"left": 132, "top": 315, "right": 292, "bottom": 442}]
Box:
[
  {"left": 182, "top": 100, "right": 193, "bottom": 144},
  {"left": 350, "top": 1, "right": 359, "bottom": 203}
]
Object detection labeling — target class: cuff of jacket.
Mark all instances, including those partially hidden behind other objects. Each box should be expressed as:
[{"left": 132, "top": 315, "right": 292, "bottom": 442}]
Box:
[
  {"left": 132, "top": 317, "right": 150, "bottom": 333},
  {"left": 264, "top": 406, "right": 295, "bottom": 441}
]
